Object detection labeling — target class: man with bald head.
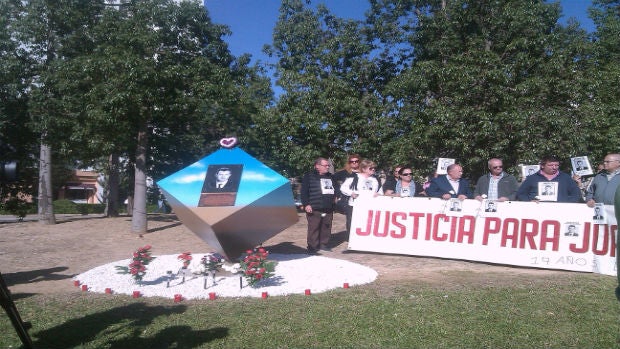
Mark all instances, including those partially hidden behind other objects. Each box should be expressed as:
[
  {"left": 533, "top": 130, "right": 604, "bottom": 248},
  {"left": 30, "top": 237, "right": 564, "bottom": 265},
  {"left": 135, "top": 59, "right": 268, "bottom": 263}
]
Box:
[
  {"left": 586, "top": 153, "right": 620, "bottom": 207},
  {"left": 474, "top": 158, "right": 518, "bottom": 202},
  {"left": 427, "top": 163, "right": 472, "bottom": 200}
]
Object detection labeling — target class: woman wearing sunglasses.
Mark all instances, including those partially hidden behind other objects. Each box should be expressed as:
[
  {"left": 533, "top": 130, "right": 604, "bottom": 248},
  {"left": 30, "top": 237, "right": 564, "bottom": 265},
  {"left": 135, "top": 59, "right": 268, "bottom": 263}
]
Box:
[
  {"left": 383, "top": 167, "right": 423, "bottom": 197},
  {"left": 339, "top": 159, "right": 382, "bottom": 233}
]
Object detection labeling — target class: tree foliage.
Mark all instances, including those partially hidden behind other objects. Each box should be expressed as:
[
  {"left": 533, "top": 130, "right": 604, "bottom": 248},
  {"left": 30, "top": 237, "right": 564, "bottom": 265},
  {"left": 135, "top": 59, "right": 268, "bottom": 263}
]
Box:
[
  {"left": 47, "top": 0, "right": 267, "bottom": 232},
  {"left": 256, "top": 0, "right": 390, "bottom": 176},
  {"left": 4, "top": 0, "right": 269, "bottom": 227},
  {"left": 3, "top": 0, "right": 619, "bottom": 218},
  {"left": 365, "top": 0, "right": 599, "bottom": 180}
]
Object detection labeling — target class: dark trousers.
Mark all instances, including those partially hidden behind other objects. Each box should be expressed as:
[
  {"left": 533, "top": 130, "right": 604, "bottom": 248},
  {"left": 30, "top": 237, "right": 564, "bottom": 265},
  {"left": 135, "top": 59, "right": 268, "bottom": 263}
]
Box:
[
  {"left": 345, "top": 205, "right": 353, "bottom": 236},
  {"left": 306, "top": 212, "right": 333, "bottom": 251}
]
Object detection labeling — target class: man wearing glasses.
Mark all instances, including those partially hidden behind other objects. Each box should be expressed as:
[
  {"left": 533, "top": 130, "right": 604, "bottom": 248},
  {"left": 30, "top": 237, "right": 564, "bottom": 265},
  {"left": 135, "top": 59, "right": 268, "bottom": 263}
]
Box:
[
  {"left": 585, "top": 153, "right": 620, "bottom": 207},
  {"left": 300, "top": 157, "right": 337, "bottom": 254},
  {"left": 474, "top": 158, "right": 518, "bottom": 202}
]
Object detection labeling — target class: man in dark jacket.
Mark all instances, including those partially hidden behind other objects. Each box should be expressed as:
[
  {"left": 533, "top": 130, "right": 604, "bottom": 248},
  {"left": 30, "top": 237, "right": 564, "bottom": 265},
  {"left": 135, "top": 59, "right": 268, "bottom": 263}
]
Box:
[
  {"left": 427, "top": 164, "right": 473, "bottom": 200},
  {"left": 516, "top": 156, "right": 581, "bottom": 202},
  {"left": 301, "top": 157, "right": 336, "bottom": 254}
]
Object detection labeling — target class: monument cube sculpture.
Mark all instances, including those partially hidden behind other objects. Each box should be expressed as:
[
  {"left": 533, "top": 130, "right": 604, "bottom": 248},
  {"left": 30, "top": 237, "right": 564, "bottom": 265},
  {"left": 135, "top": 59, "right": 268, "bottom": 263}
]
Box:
[{"left": 157, "top": 144, "right": 298, "bottom": 261}]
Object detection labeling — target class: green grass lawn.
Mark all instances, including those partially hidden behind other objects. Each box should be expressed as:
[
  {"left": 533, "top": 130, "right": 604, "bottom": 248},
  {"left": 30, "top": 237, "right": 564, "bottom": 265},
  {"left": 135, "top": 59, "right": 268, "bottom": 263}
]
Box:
[{"left": 2, "top": 273, "right": 619, "bottom": 348}]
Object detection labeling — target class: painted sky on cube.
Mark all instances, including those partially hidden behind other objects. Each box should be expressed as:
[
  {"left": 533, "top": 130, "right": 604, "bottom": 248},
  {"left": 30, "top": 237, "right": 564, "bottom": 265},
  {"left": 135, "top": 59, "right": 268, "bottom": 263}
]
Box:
[{"left": 157, "top": 147, "right": 292, "bottom": 206}]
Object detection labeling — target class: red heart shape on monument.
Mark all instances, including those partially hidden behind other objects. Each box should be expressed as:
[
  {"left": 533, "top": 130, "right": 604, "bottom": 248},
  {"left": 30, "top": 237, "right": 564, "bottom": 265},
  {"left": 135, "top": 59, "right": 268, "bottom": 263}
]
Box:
[{"left": 219, "top": 137, "right": 238, "bottom": 148}]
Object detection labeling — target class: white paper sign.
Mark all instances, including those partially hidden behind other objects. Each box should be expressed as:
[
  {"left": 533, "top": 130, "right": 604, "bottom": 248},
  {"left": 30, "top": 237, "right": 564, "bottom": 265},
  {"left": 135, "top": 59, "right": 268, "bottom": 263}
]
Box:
[
  {"left": 537, "top": 182, "right": 558, "bottom": 202},
  {"left": 436, "top": 158, "right": 455, "bottom": 175},
  {"left": 520, "top": 164, "right": 540, "bottom": 180},
  {"left": 571, "top": 156, "right": 593, "bottom": 176}
]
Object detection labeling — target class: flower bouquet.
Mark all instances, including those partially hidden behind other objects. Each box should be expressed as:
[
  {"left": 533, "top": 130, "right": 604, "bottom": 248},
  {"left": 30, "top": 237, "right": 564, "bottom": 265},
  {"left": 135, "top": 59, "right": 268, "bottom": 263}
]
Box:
[
  {"left": 177, "top": 251, "right": 192, "bottom": 269},
  {"left": 232, "top": 246, "right": 277, "bottom": 288},
  {"left": 199, "top": 253, "right": 224, "bottom": 288},
  {"left": 115, "top": 245, "right": 155, "bottom": 284},
  {"left": 176, "top": 251, "right": 193, "bottom": 283},
  {"left": 201, "top": 253, "right": 224, "bottom": 272}
]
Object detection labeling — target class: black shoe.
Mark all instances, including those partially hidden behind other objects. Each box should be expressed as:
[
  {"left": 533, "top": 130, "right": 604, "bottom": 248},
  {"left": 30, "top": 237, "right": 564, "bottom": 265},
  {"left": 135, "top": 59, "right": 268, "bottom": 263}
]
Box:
[
  {"left": 615, "top": 286, "right": 620, "bottom": 302},
  {"left": 306, "top": 249, "right": 320, "bottom": 255},
  {"left": 320, "top": 246, "right": 332, "bottom": 252}
]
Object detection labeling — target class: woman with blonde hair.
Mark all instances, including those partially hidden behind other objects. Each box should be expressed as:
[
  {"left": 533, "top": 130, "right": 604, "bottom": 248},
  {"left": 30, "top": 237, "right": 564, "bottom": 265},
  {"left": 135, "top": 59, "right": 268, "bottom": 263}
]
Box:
[{"left": 339, "top": 159, "right": 382, "bottom": 234}]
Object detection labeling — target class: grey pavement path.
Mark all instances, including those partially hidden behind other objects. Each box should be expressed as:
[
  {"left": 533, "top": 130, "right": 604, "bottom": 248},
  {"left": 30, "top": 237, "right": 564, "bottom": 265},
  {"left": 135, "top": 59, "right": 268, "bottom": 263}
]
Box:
[{"left": 0, "top": 213, "right": 106, "bottom": 223}]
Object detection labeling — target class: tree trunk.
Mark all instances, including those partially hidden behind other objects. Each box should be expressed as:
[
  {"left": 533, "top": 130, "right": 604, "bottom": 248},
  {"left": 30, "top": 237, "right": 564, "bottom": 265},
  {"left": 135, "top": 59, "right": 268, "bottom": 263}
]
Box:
[
  {"left": 38, "top": 139, "right": 55, "bottom": 224},
  {"left": 106, "top": 153, "right": 120, "bottom": 217},
  {"left": 131, "top": 123, "right": 148, "bottom": 235}
]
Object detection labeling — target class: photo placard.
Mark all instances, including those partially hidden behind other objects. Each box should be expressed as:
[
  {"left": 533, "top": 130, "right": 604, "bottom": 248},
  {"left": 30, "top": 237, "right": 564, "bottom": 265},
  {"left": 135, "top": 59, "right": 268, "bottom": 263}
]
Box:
[
  {"left": 436, "top": 158, "right": 455, "bottom": 175},
  {"left": 571, "top": 156, "right": 593, "bottom": 176},
  {"left": 520, "top": 164, "right": 540, "bottom": 180}
]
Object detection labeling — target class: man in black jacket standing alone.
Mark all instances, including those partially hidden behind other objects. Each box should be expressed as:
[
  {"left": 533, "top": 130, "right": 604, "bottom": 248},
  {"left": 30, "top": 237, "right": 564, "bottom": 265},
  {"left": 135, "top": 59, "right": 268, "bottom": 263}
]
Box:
[{"left": 301, "top": 157, "right": 336, "bottom": 254}]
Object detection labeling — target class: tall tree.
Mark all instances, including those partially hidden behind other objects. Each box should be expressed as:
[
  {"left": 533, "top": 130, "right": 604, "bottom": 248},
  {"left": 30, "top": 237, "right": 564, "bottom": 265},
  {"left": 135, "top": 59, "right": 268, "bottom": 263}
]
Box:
[
  {"left": 12, "top": 0, "right": 106, "bottom": 224},
  {"left": 256, "top": 0, "right": 388, "bottom": 176},
  {"left": 45, "top": 0, "right": 267, "bottom": 232},
  {"left": 368, "top": 0, "right": 596, "bottom": 179},
  {"left": 586, "top": 0, "right": 620, "bottom": 159},
  {"left": 0, "top": 0, "right": 37, "bottom": 197}
]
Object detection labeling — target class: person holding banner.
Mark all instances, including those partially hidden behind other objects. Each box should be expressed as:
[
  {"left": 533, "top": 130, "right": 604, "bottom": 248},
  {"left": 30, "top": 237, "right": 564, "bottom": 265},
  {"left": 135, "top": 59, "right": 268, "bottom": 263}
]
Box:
[
  {"left": 340, "top": 159, "right": 382, "bottom": 233},
  {"left": 585, "top": 153, "right": 620, "bottom": 207},
  {"left": 615, "top": 184, "right": 620, "bottom": 302},
  {"left": 300, "top": 157, "right": 337, "bottom": 254},
  {"left": 426, "top": 163, "right": 472, "bottom": 200},
  {"left": 474, "top": 158, "right": 518, "bottom": 202},
  {"left": 384, "top": 167, "right": 422, "bottom": 197},
  {"left": 516, "top": 156, "right": 581, "bottom": 202}
]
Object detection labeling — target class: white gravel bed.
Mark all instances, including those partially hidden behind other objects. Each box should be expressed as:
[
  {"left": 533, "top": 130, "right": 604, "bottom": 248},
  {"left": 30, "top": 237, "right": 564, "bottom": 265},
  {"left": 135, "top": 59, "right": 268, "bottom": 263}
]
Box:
[{"left": 74, "top": 253, "right": 377, "bottom": 300}]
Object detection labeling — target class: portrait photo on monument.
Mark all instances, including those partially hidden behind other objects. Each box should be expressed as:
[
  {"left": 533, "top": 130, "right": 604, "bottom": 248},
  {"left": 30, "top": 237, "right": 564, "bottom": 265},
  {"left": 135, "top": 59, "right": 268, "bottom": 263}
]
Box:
[{"left": 198, "top": 164, "right": 243, "bottom": 206}]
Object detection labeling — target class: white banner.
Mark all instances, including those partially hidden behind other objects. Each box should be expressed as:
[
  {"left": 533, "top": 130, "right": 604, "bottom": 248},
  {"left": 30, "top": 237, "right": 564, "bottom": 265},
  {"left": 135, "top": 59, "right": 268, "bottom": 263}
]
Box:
[{"left": 348, "top": 196, "right": 617, "bottom": 276}]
